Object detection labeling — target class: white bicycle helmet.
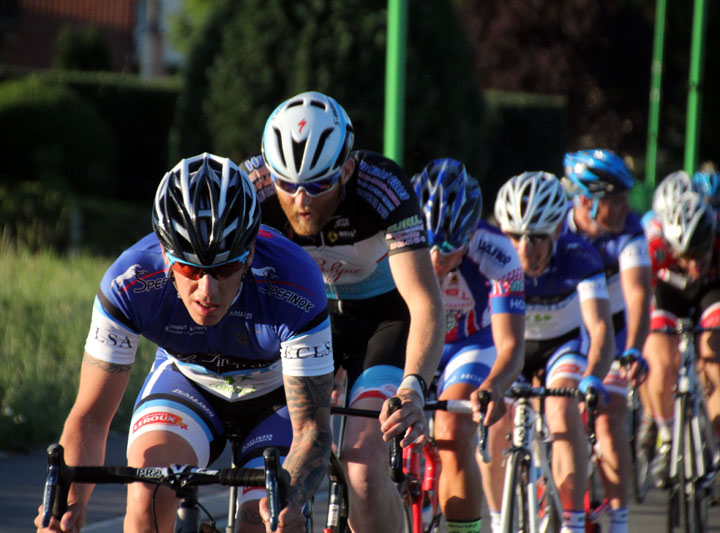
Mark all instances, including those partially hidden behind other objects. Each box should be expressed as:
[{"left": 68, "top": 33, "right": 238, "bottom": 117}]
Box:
[
  {"left": 652, "top": 170, "right": 692, "bottom": 219},
  {"left": 661, "top": 191, "right": 716, "bottom": 256},
  {"left": 152, "top": 153, "right": 260, "bottom": 266},
  {"left": 494, "top": 171, "right": 568, "bottom": 234},
  {"left": 261, "top": 91, "right": 354, "bottom": 183}
]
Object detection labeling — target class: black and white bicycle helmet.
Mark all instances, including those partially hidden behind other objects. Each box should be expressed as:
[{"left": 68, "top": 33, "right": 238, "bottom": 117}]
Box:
[
  {"left": 661, "top": 191, "right": 716, "bottom": 256},
  {"left": 152, "top": 153, "right": 260, "bottom": 266},
  {"left": 494, "top": 172, "right": 568, "bottom": 234},
  {"left": 261, "top": 91, "right": 354, "bottom": 183},
  {"left": 652, "top": 170, "right": 692, "bottom": 219}
]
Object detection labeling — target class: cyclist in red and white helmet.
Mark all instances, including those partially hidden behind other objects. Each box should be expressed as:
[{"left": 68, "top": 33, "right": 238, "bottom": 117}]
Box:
[{"left": 243, "top": 91, "right": 444, "bottom": 533}]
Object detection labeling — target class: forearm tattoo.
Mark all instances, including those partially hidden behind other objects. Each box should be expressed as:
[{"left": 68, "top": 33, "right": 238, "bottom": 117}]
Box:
[
  {"left": 82, "top": 353, "right": 132, "bottom": 374},
  {"left": 283, "top": 373, "right": 333, "bottom": 505}
]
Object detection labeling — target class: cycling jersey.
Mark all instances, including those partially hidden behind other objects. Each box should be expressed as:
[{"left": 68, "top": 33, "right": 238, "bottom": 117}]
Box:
[
  {"left": 85, "top": 227, "right": 333, "bottom": 403},
  {"left": 242, "top": 151, "right": 428, "bottom": 302},
  {"left": 524, "top": 233, "right": 608, "bottom": 341},
  {"left": 436, "top": 222, "right": 525, "bottom": 394},
  {"left": 563, "top": 208, "right": 651, "bottom": 340},
  {"left": 242, "top": 150, "right": 430, "bottom": 399}
]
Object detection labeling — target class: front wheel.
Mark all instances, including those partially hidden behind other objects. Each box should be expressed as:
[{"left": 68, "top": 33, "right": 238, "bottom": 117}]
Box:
[{"left": 501, "top": 450, "right": 531, "bottom": 533}]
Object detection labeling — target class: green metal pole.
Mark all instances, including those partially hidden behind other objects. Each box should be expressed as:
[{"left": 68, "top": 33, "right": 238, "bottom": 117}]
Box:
[
  {"left": 684, "top": 0, "right": 710, "bottom": 174},
  {"left": 384, "top": 0, "right": 408, "bottom": 165},
  {"left": 645, "top": 0, "right": 667, "bottom": 201}
]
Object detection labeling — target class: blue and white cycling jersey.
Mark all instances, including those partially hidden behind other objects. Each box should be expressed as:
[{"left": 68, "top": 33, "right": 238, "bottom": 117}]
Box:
[
  {"left": 524, "top": 233, "right": 608, "bottom": 341},
  {"left": 563, "top": 209, "right": 650, "bottom": 318},
  {"left": 442, "top": 221, "right": 525, "bottom": 345},
  {"left": 84, "top": 226, "right": 333, "bottom": 402}
]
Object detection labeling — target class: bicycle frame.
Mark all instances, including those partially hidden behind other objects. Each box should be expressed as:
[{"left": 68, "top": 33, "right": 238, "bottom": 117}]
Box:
[
  {"left": 666, "top": 320, "right": 719, "bottom": 532},
  {"left": 500, "top": 388, "right": 563, "bottom": 533}
]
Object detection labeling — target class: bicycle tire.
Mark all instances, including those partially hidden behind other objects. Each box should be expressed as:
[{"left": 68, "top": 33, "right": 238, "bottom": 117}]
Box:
[
  {"left": 501, "top": 450, "right": 530, "bottom": 533},
  {"left": 667, "top": 395, "right": 687, "bottom": 533}
]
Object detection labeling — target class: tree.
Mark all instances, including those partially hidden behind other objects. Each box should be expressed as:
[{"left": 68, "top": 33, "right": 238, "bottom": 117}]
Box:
[{"left": 172, "top": 0, "right": 488, "bottom": 181}]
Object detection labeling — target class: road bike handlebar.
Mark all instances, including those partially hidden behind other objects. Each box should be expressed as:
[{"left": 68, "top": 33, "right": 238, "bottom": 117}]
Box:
[{"left": 41, "top": 443, "right": 290, "bottom": 531}]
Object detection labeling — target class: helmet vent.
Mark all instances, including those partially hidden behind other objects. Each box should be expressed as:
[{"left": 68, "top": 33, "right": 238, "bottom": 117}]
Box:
[
  {"left": 272, "top": 128, "right": 287, "bottom": 170},
  {"left": 310, "top": 99, "right": 327, "bottom": 110},
  {"left": 292, "top": 138, "right": 307, "bottom": 174},
  {"left": 311, "top": 128, "right": 334, "bottom": 170}
]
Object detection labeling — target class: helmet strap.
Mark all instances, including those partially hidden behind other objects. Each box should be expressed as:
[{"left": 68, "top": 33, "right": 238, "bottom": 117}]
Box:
[{"left": 590, "top": 197, "right": 600, "bottom": 219}]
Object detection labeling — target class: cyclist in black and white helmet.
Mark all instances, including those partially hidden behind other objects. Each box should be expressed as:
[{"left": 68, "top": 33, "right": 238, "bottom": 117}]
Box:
[
  {"left": 36, "top": 153, "right": 333, "bottom": 533},
  {"left": 495, "top": 171, "right": 615, "bottom": 532},
  {"left": 242, "top": 91, "right": 444, "bottom": 533}
]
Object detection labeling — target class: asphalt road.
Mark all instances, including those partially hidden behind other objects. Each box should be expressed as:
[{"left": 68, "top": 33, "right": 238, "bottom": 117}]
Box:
[{"left": 3, "top": 432, "right": 719, "bottom": 532}]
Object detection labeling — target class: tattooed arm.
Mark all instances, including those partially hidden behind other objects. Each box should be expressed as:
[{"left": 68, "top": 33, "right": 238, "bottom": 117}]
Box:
[
  {"left": 260, "top": 372, "right": 333, "bottom": 531},
  {"left": 36, "top": 352, "right": 132, "bottom": 532}
]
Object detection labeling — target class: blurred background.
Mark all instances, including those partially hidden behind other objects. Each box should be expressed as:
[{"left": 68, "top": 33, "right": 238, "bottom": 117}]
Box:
[{"left": 0, "top": 0, "right": 718, "bottom": 452}]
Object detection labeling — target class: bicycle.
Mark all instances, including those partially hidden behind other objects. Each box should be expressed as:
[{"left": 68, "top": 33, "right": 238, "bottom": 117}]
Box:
[
  {"left": 652, "top": 320, "right": 720, "bottom": 533},
  {"left": 327, "top": 396, "right": 488, "bottom": 533},
  {"left": 497, "top": 383, "right": 599, "bottom": 533},
  {"left": 40, "top": 442, "right": 290, "bottom": 533}
]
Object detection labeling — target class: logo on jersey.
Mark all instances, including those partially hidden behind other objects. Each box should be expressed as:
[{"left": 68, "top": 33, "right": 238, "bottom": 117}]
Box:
[
  {"left": 111, "top": 264, "right": 142, "bottom": 292},
  {"left": 133, "top": 412, "right": 188, "bottom": 432},
  {"left": 281, "top": 341, "right": 332, "bottom": 360},
  {"left": 111, "top": 263, "right": 167, "bottom": 293},
  {"left": 260, "top": 285, "right": 315, "bottom": 312}
]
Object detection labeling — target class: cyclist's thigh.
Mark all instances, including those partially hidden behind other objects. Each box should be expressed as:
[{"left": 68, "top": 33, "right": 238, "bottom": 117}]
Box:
[
  {"left": 436, "top": 329, "right": 495, "bottom": 399},
  {"left": 544, "top": 338, "right": 587, "bottom": 388},
  {"left": 128, "top": 359, "right": 225, "bottom": 468}
]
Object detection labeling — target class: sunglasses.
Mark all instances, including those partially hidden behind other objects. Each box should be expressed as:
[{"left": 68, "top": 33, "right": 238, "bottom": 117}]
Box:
[
  {"left": 167, "top": 251, "right": 249, "bottom": 281},
  {"left": 271, "top": 170, "right": 341, "bottom": 197},
  {"left": 431, "top": 241, "right": 464, "bottom": 256},
  {"left": 506, "top": 232, "right": 552, "bottom": 245}
]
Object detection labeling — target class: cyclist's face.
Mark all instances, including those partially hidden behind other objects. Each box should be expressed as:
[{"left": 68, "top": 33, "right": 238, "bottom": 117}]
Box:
[
  {"left": 275, "top": 159, "right": 353, "bottom": 236},
  {"left": 508, "top": 233, "right": 553, "bottom": 277},
  {"left": 582, "top": 192, "right": 630, "bottom": 234},
  {"left": 430, "top": 246, "right": 466, "bottom": 279},
  {"left": 169, "top": 246, "right": 253, "bottom": 326},
  {"left": 676, "top": 248, "right": 713, "bottom": 280}
]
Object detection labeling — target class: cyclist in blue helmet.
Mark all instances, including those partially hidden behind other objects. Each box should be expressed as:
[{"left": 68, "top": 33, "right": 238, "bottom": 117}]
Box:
[
  {"left": 413, "top": 158, "right": 525, "bottom": 533},
  {"left": 692, "top": 169, "right": 720, "bottom": 208},
  {"left": 563, "top": 149, "right": 651, "bottom": 532}
]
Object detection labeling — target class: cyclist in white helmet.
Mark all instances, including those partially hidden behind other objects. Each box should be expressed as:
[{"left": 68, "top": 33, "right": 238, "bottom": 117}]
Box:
[
  {"left": 35, "top": 153, "right": 333, "bottom": 533},
  {"left": 644, "top": 190, "right": 720, "bottom": 486},
  {"left": 494, "top": 171, "right": 615, "bottom": 533},
  {"left": 243, "top": 91, "right": 444, "bottom": 532}
]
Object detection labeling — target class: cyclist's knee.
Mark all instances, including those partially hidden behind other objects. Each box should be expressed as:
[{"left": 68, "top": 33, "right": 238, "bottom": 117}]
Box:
[
  {"left": 125, "top": 483, "right": 177, "bottom": 532},
  {"left": 434, "top": 409, "right": 476, "bottom": 444}
]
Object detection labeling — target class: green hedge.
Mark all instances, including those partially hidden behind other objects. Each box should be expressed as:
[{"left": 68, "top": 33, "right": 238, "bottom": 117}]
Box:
[{"left": 0, "top": 75, "right": 117, "bottom": 194}]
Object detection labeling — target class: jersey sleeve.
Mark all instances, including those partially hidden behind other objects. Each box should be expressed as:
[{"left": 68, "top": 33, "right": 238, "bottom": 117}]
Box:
[
  {"left": 472, "top": 228, "right": 525, "bottom": 315},
  {"left": 241, "top": 154, "right": 288, "bottom": 231},
  {"left": 351, "top": 152, "right": 429, "bottom": 255}
]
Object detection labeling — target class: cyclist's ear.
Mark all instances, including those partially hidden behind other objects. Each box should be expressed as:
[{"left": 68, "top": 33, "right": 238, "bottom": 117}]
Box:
[{"left": 341, "top": 158, "right": 355, "bottom": 185}]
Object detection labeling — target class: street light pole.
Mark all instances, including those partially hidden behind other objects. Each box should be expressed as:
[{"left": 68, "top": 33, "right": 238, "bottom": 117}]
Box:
[
  {"left": 384, "top": 0, "right": 408, "bottom": 165},
  {"left": 684, "top": 0, "right": 710, "bottom": 174}
]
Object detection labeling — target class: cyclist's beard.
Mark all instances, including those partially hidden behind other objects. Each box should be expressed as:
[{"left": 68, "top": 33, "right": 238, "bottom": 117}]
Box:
[{"left": 279, "top": 189, "right": 342, "bottom": 237}]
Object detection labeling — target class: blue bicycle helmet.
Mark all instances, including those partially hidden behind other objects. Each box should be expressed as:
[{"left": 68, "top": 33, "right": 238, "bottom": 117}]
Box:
[
  {"left": 411, "top": 158, "right": 482, "bottom": 253},
  {"left": 563, "top": 149, "right": 634, "bottom": 198},
  {"left": 692, "top": 170, "right": 720, "bottom": 207}
]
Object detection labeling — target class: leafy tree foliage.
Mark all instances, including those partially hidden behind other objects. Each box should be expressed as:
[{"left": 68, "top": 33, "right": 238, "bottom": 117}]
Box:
[
  {"left": 53, "top": 25, "right": 112, "bottom": 72},
  {"left": 457, "top": 0, "right": 720, "bottom": 177},
  {"left": 173, "top": 0, "right": 487, "bottom": 180}
]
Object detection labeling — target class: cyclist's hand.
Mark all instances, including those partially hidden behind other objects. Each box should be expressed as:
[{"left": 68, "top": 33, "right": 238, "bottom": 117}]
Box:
[
  {"left": 379, "top": 390, "right": 426, "bottom": 447},
  {"left": 619, "top": 348, "right": 649, "bottom": 385},
  {"left": 259, "top": 497, "right": 305, "bottom": 532},
  {"left": 578, "top": 375, "right": 610, "bottom": 409},
  {"left": 34, "top": 502, "right": 84, "bottom": 532},
  {"left": 330, "top": 367, "right": 347, "bottom": 407},
  {"left": 471, "top": 384, "right": 506, "bottom": 426}
]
